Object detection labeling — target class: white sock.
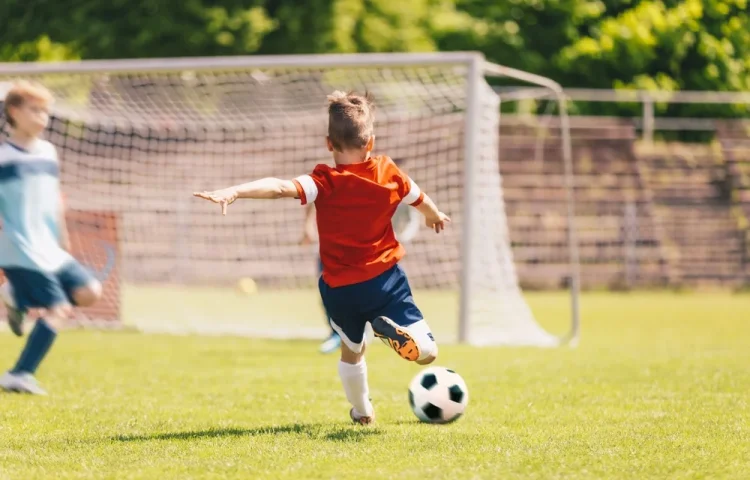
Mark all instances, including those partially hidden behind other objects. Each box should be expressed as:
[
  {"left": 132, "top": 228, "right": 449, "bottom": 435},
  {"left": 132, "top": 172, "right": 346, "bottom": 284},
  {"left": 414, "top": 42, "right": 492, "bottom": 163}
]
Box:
[
  {"left": 338, "top": 360, "right": 373, "bottom": 417},
  {"left": 0, "top": 282, "right": 15, "bottom": 308}
]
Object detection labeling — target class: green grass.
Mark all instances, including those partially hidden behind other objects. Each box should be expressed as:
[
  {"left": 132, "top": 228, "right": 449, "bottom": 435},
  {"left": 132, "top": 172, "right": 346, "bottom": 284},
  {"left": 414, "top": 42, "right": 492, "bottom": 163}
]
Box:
[{"left": 1, "top": 291, "right": 749, "bottom": 479}]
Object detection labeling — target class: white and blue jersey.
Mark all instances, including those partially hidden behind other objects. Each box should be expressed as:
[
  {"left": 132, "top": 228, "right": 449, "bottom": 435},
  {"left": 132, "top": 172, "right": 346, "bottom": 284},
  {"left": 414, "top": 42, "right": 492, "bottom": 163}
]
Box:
[
  {"left": 0, "top": 140, "right": 93, "bottom": 310},
  {"left": 0, "top": 140, "right": 72, "bottom": 273}
]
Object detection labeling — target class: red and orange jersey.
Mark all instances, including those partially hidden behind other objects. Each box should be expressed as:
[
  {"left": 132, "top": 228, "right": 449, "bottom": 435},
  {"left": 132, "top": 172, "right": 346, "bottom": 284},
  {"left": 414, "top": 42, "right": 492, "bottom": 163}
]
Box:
[{"left": 293, "top": 155, "right": 424, "bottom": 287}]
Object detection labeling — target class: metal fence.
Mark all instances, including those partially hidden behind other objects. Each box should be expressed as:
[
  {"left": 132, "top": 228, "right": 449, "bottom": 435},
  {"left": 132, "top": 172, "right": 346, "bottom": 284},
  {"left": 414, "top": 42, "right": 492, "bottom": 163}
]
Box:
[
  {"left": 496, "top": 87, "right": 750, "bottom": 143},
  {"left": 495, "top": 88, "right": 750, "bottom": 289}
]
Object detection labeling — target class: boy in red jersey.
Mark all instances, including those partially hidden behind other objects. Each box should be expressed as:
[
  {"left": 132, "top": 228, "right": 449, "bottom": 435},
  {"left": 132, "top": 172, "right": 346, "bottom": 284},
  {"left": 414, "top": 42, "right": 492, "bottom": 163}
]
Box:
[
  {"left": 301, "top": 156, "right": 423, "bottom": 356},
  {"left": 194, "top": 91, "right": 450, "bottom": 424}
]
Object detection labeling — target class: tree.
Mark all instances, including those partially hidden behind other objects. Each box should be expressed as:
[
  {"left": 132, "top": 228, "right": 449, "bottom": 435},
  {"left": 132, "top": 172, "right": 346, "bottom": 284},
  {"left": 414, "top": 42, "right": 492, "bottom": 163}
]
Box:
[
  {"left": 1, "top": 0, "right": 748, "bottom": 99},
  {"left": 558, "top": 0, "right": 750, "bottom": 91},
  {"left": 0, "top": 0, "right": 276, "bottom": 61},
  {"left": 260, "top": 0, "right": 463, "bottom": 54}
]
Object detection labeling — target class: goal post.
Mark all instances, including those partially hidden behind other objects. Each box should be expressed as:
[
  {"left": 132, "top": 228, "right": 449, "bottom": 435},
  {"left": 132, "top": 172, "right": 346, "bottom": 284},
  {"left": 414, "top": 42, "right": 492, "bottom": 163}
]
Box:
[
  {"left": 0, "top": 52, "right": 579, "bottom": 346},
  {"left": 482, "top": 62, "right": 581, "bottom": 346}
]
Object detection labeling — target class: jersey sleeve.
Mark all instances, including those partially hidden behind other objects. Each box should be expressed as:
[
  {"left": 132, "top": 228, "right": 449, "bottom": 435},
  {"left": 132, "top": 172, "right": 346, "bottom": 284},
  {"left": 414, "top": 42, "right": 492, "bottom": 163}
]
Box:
[
  {"left": 401, "top": 175, "right": 425, "bottom": 207},
  {"left": 388, "top": 157, "right": 425, "bottom": 207},
  {"left": 292, "top": 165, "right": 333, "bottom": 206}
]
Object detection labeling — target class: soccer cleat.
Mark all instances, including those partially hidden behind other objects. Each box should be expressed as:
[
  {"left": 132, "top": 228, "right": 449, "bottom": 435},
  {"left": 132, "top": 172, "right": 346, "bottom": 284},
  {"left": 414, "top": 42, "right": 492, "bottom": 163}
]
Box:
[
  {"left": 319, "top": 332, "right": 341, "bottom": 354},
  {"left": 371, "top": 316, "right": 420, "bottom": 361},
  {"left": 349, "top": 408, "right": 375, "bottom": 425},
  {"left": 6, "top": 305, "right": 25, "bottom": 337},
  {"left": 0, "top": 371, "right": 48, "bottom": 395}
]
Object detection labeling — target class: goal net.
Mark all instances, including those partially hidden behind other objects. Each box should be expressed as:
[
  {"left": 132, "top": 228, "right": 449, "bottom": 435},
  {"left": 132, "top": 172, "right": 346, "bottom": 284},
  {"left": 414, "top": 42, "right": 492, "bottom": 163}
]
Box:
[{"left": 0, "top": 53, "right": 575, "bottom": 346}]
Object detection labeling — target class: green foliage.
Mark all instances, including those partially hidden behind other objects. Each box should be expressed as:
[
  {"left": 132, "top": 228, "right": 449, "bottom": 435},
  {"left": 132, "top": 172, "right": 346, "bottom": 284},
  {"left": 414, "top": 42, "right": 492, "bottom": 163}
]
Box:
[
  {"left": 260, "top": 0, "right": 447, "bottom": 54},
  {"left": 434, "top": 0, "right": 749, "bottom": 117},
  {"left": 433, "top": 0, "right": 749, "bottom": 93},
  {"left": 0, "top": 0, "right": 276, "bottom": 60},
  {"left": 558, "top": 0, "right": 750, "bottom": 92},
  {"left": 0, "top": 36, "right": 79, "bottom": 62},
  {"left": 1, "top": 0, "right": 748, "bottom": 108},
  {"left": 434, "top": 0, "right": 608, "bottom": 82}
]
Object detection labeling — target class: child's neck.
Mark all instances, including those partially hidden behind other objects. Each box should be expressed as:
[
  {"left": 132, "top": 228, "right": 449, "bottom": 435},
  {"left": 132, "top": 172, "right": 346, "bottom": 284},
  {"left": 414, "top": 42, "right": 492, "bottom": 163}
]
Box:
[
  {"left": 8, "top": 130, "right": 38, "bottom": 150},
  {"left": 333, "top": 151, "right": 371, "bottom": 166}
]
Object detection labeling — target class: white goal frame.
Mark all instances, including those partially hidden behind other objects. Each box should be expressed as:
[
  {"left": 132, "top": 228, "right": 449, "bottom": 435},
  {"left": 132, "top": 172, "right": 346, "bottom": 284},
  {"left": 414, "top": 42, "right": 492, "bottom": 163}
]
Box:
[{"left": 0, "top": 52, "right": 580, "bottom": 346}]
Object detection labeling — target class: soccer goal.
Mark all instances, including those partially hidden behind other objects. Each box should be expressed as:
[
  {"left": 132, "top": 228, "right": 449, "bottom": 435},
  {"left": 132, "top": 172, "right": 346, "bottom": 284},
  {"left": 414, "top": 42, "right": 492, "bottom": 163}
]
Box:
[{"left": 0, "top": 52, "right": 579, "bottom": 346}]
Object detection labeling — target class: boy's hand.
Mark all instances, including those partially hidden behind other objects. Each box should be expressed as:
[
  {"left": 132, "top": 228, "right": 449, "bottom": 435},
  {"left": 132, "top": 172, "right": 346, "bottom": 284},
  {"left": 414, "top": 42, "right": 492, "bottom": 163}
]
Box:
[
  {"left": 425, "top": 212, "right": 451, "bottom": 233},
  {"left": 193, "top": 188, "right": 239, "bottom": 215}
]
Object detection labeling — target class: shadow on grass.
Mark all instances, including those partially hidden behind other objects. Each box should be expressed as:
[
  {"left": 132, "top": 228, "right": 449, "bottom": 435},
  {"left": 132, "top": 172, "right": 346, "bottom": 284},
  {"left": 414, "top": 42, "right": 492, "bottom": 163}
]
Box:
[
  {"left": 391, "top": 419, "right": 422, "bottom": 426},
  {"left": 323, "top": 427, "right": 382, "bottom": 442},
  {"left": 113, "top": 423, "right": 382, "bottom": 443}
]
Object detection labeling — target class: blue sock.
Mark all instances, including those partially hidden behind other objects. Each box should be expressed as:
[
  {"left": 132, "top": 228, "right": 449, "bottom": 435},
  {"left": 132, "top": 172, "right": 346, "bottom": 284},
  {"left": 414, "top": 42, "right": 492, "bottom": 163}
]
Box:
[{"left": 11, "top": 319, "right": 57, "bottom": 375}]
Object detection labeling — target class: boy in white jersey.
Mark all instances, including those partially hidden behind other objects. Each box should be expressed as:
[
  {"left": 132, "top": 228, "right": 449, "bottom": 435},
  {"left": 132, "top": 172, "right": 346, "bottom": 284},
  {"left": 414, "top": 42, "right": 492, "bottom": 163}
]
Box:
[{"left": 0, "top": 81, "right": 102, "bottom": 395}]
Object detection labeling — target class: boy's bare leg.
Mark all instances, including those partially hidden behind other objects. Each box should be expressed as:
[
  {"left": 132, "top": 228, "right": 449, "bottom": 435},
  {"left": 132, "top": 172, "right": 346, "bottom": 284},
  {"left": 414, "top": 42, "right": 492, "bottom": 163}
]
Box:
[
  {"left": 0, "top": 305, "right": 70, "bottom": 395},
  {"left": 71, "top": 281, "right": 103, "bottom": 308}
]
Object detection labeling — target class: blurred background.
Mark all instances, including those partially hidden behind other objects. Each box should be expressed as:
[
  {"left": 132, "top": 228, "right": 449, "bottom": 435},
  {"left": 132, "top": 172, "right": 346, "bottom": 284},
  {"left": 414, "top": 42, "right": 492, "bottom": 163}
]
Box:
[
  {"left": 4, "top": 0, "right": 749, "bottom": 94},
  {"left": 1, "top": 1, "right": 748, "bottom": 340}
]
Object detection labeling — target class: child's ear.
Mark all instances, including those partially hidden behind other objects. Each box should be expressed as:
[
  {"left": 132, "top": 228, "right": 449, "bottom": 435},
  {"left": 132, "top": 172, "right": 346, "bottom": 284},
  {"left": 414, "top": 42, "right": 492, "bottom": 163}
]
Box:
[
  {"left": 365, "top": 135, "right": 375, "bottom": 152},
  {"left": 7, "top": 106, "right": 19, "bottom": 123},
  {"left": 326, "top": 136, "right": 334, "bottom": 152}
]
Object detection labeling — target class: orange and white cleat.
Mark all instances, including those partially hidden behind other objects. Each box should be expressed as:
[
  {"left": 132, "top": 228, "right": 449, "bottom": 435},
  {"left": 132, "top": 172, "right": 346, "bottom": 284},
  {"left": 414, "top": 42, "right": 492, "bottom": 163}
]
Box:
[{"left": 371, "top": 316, "right": 420, "bottom": 361}]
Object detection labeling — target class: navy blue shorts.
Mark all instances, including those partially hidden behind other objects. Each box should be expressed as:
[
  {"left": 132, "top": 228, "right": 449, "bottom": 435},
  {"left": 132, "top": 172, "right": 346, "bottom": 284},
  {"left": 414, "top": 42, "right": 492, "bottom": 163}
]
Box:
[
  {"left": 319, "top": 264, "right": 423, "bottom": 351},
  {"left": 3, "top": 261, "right": 95, "bottom": 311}
]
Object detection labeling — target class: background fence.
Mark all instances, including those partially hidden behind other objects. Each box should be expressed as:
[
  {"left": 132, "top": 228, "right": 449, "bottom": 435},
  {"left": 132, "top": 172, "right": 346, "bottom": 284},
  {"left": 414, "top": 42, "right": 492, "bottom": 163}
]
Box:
[{"left": 497, "top": 89, "right": 750, "bottom": 289}]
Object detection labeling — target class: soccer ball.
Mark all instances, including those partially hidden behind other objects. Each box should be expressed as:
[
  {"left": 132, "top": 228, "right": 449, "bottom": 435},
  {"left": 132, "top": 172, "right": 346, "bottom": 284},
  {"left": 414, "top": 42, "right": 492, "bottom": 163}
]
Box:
[{"left": 408, "top": 366, "right": 468, "bottom": 423}]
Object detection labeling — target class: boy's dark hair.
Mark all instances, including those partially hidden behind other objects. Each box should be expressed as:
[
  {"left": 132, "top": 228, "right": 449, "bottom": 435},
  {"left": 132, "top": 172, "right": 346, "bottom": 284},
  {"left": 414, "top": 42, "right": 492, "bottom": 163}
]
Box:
[{"left": 327, "top": 91, "right": 374, "bottom": 152}]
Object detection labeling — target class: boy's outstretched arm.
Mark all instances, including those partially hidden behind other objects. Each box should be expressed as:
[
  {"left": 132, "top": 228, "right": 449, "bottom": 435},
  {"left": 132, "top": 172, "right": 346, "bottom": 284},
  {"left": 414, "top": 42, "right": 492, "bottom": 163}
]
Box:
[
  {"left": 194, "top": 178, "right": 298, "bottom": 215},
  {"left": 414, "top": 193, "right": 451, "bottom": 233}
]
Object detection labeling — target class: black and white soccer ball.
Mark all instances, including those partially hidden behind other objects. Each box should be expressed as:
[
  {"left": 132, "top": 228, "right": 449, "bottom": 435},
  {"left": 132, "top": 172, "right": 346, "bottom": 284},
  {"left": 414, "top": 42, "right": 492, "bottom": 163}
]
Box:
[{"left": 408, "top": 366, "right": 469, "bottom": 423}]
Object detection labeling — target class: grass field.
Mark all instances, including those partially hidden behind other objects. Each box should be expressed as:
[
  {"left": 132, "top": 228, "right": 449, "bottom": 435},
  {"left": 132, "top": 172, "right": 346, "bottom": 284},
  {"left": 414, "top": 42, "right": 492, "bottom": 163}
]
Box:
[{"left": 0, "top": 291, "right": 749, "bottom": 479}]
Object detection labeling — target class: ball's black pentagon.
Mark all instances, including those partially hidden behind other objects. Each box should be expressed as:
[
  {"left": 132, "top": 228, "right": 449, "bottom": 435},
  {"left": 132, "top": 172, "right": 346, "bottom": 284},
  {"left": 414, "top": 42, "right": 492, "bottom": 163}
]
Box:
[
  {"left": 420, "top": 373, "right": 438, "bottom": 390},
  {"left": 408, "top": 390, "right": 415, "bottom": 409},
  {"left": 448, "top": 384, "right": 464, "bottom": 403},
  {"left": 422, "top": 402, "right": 442, "bottom": 421}
]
